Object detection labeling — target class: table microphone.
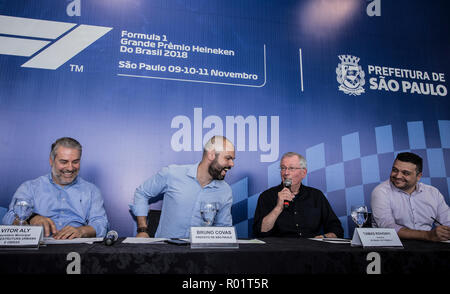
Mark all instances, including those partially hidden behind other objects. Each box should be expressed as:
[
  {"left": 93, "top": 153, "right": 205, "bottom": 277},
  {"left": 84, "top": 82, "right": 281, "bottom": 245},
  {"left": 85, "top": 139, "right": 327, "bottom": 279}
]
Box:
[
  {"left": 283, "top": 179, "right": 292, "bottom": 209},
  {"left": 104, "top": 230, "right": 118, "bottom": 246}
]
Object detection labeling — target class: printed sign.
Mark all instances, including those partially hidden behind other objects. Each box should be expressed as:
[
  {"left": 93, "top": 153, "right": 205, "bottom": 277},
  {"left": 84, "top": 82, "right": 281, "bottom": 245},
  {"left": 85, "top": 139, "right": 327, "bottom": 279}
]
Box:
[
  {"left": 190, "top": 226, "right": 238, "bottom": 249},
  {"left": 0, "top": 225, "right": 43, "bottom": 249},
  {"left": 351, "top": 228, "right": 403, "bottom": 248}
]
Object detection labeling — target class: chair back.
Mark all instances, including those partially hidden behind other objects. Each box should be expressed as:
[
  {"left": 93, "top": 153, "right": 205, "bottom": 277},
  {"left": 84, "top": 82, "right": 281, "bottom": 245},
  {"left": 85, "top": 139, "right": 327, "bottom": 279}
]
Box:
[
  {"left": 147, "top": 210, "right": 161, "bottom": 237},
  {"left": 0, "top": 206, "right": 8, "bottom": 223}
]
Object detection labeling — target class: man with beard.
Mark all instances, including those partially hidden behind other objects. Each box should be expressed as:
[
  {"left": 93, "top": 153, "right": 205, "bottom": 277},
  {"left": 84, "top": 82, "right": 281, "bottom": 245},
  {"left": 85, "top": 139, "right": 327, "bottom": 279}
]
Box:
[
  {"left": 371, "top": 152, "right": 450, "bottom": 241},
  {"left": 131, "top": 136, "right": 235, "bottom": 238},
  {"left": 2, "top": 137, "right": 109, "bottom": 239}
]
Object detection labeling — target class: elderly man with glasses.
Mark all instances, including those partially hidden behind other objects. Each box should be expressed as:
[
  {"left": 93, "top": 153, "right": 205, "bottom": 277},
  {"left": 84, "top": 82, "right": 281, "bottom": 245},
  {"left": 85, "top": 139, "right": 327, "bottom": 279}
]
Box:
[{"left": 253, "top": 152, "right": 343, "bottom": 239}]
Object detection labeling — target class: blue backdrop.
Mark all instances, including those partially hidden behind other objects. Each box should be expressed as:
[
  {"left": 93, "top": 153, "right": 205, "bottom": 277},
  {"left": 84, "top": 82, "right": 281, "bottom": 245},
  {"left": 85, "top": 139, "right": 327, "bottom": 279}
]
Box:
[{"left": 0, "top": 0, "right": 449, "bottom": 238}]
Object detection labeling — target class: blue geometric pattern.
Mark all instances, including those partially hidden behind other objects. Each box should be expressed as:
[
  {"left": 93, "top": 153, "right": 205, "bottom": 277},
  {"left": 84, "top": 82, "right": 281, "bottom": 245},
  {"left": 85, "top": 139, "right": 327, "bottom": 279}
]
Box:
[
  {"left": 439, "top": 120, "right": 450, "bottom": 148},
  {"left": 342, "top": 132, "right": 361, "bottom": 161},
  {"left": 306, "top": 143, "right": 325, "bottom": 172},
  {"left": 361, "top": 155, "right": 380, "bottom": 184},
  {"left": 325, "top": 163, "right": 345, "bottom": 192},
  {"left": 407, "top": 121, "right": 426, "bottom": 149},
  {"left": 375, "top": 125, "right": 394, "bottom": 154},
  {"left": 231, "top": 120, "right": 450, "bottom": 238}
]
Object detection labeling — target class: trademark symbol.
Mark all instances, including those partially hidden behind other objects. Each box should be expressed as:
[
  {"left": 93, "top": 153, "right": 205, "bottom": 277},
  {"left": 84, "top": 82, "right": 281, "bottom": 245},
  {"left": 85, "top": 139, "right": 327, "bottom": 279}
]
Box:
[{"left": 70, "top": 64, "right": 84, "bottom": 72}]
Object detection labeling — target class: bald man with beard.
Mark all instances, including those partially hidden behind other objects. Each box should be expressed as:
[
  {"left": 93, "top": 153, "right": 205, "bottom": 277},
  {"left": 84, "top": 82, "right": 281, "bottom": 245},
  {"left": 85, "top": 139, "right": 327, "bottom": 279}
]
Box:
[{"left": 130, "top": 136, "right": 236, "bottom": 239}]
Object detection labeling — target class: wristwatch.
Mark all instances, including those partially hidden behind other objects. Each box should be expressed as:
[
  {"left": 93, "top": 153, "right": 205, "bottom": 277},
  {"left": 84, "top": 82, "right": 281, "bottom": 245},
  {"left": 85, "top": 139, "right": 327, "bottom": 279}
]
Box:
[
  {"left": 26, "top": 213, "right": 38, "bottom": 223},
  {"left": 137, "top": 227, "right": 149, "bottom": 234}
]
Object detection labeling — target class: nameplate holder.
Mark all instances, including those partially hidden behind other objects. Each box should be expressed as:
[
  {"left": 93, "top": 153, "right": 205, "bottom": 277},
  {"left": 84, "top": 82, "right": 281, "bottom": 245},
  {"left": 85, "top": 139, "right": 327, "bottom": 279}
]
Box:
[
  {"left": 0, "top": 225, "right": 43, "bottom": 250},
  {"left": 351, "top": 228, "right": 403, "bottom": 248},
  {"left": 190, "top": 226, "right": 239, "bottom": 249}
]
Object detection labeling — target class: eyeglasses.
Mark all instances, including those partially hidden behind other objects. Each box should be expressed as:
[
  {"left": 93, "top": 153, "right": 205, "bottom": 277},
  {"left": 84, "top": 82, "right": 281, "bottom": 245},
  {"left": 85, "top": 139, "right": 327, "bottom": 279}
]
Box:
[{"left": 279, "top": 167, "right": 304, "bottom": 172}]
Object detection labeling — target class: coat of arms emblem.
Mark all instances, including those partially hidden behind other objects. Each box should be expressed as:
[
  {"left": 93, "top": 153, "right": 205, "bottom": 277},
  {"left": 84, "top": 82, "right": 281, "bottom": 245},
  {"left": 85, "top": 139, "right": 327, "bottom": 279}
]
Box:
[{"left": 336, "top": 55, "right": 365, "bottom": 95}]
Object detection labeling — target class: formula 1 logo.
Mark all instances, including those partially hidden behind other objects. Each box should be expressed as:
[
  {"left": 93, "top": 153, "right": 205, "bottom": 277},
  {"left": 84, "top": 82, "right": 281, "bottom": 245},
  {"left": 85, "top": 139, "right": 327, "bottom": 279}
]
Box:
[
  {"left": 0, "top": 15, "right": 112, "bottom": 70},
  {"left": 336, "top": 55, "right": 365, "bottom": 96}
]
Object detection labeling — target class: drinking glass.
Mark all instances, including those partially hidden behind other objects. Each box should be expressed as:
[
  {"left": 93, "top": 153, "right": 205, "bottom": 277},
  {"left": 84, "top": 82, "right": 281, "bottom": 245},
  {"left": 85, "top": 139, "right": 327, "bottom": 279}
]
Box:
[
  {"left": 13, "top": 198, "right": 34, "bottom": 226},
  {"left": 200, "top": 202, "right": 218, "bottom": 226},
  {"left": 351, "top": 205, "right": 368, "bottom": 228}
]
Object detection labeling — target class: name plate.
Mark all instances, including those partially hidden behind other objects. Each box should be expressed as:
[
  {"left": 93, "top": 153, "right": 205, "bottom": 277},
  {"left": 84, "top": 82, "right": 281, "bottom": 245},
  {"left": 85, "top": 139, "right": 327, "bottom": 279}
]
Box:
[
  {"left": 190, "top": 226, "right": 238, "bottom": 249},
  {"left": 0, "top": 225, "right": 43, "bottom": 249},
  {"left": 351, "top": 228, "right": 403, "bottom": 248}
]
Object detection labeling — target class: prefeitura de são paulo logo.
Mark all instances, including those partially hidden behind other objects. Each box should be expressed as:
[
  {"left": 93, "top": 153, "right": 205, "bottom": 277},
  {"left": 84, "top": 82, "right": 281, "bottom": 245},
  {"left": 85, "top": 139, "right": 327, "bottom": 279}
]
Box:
[{"left": 336, "top": 55, "right": 365, "bottom": 96}]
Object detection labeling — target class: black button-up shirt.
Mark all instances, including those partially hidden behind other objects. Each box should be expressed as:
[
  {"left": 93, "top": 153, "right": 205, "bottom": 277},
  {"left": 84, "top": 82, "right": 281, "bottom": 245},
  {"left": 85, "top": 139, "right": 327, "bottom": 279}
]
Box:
[{"left": 253, "top": 184, "right": 344, "bottom": 238}]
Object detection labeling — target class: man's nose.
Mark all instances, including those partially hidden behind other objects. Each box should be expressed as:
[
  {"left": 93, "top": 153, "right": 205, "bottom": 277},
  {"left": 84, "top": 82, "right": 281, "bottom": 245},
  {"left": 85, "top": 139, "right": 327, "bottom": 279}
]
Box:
[{"left": 392, "top": 171, "right": 400, "bottom": 178}]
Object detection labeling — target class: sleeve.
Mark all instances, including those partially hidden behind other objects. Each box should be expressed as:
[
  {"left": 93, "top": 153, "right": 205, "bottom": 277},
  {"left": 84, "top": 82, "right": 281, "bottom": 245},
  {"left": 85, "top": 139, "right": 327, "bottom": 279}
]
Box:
[
  {"left": 252, "top": 191, "right": 276, "bottom": 238},
  {"left": 2, "top": 182, "right": 34, "bottom": 225},
  {"left": 213, "top": 187, "right": 233, "bottom": 227},
  {"left": 371, "top": 185, "right": 404, "bottom": 232},
  {"left": 435, "top": 190, "right": 450, "bottom": 226},
  {"left": 320, "top": 192, "right": 344, "bottom": 238},
  {"left": 86, "top": 185, "right": 109, "bottom": 237},
  {"left": 129, "top": 166, "right": 170, "bottom": 217}
]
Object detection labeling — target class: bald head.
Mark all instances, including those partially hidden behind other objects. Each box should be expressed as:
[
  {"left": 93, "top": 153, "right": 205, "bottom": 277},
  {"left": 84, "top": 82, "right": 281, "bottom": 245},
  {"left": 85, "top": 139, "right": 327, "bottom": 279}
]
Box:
[{"left": 203, "top": 136, "right": 234, "bottom": 157}]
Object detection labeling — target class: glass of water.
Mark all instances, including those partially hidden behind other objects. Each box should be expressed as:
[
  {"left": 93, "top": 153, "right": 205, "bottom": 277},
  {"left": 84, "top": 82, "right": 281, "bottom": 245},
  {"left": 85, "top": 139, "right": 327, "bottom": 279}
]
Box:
[
  {"left": 200, "top": 202, "right": 218, "bottom": 226},
  {"left": 351, "top": 205, "right": 368, "bottom": 228},
  {"left": 13, "top": 198, "right": 34, "bottom": 226}
]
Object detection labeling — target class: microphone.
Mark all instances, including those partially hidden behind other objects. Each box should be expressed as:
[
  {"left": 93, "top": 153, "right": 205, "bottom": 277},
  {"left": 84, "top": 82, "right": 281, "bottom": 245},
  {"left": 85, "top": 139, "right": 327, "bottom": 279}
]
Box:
[
  {"left": 104, "top": 230, "right": 118, "bottom": 246},
  {"left": 283, "top": 179, "right": 292, "bottom": 209}
]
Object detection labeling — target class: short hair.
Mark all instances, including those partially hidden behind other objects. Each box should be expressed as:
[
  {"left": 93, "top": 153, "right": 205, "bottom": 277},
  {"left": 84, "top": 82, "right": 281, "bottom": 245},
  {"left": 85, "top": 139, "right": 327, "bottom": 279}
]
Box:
[
  {"left": 203, "top": 136, "right": 233, "bottom": 155},
  {"left": 50, "top": 137, "right": 82, "bottom": 160},
  {"left": 280, "top": 152, "right": 307, "bottom": 169},
  {"left": 395, "top": 152, "right": 422, "bottom": 174}
]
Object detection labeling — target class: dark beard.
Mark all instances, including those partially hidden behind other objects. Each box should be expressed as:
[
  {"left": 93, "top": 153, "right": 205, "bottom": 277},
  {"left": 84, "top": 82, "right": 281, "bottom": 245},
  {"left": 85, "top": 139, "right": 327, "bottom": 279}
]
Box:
[{"left": 208, "top": 158, "right": 228, "bottom": 180}]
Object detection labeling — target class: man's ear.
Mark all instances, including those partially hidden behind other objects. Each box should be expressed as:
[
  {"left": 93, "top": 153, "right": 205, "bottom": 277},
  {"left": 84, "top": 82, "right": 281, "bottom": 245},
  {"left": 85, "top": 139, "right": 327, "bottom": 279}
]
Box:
[
  {"left": 207, "top": 150, "right": 216, "bottom": 161},
  {"left": 300, "top": 168, "right": 307, "bottom": 180},
  {"left": 416, "top": 171, "right": 422, "bottom": 181}
]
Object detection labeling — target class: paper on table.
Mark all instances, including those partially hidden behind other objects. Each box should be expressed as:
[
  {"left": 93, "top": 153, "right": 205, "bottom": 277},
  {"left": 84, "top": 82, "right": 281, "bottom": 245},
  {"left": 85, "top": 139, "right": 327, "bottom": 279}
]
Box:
[
  {"left": 43, "top": 237, "right": 103, "bottom": 244},
  {"left": 122, "top": 237, "right": 168, "bottom": 244},
  {"left": 308, "top": 237, "right": 351, "bottom": 244},
  {"left": 237, "top": 239, "right": 266, "bottom": 244}
]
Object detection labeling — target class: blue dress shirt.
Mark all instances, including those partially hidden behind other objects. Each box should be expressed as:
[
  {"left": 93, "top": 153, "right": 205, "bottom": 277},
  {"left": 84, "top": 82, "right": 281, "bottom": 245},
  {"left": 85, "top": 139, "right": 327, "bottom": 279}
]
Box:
[
  {"left": 2, "top": 174, "right": 109, "bottom": 237},
  {"left": 130, "top": 163, "right": 233, "bottom": 238}
]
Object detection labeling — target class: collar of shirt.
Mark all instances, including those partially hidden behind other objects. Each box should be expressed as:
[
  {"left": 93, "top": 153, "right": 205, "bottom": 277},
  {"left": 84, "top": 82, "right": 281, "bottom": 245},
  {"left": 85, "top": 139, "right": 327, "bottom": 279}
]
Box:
[
  {"left": 187, "top": 162, "right": 220, "bottom": 188},
  {"left": 388, "top": 180, "right": 424, "bottom": 196},
  {"left": 47, "top": 173, "right": 79, "bottom": 190},
  {"left": 277, "top": 182, "right": 306, "bottom": 203}
]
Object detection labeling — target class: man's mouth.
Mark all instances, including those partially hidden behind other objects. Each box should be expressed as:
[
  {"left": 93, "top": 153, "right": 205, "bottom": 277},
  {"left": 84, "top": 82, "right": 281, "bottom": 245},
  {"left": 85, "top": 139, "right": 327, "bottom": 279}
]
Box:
[
  {"left": 392, "top": 178, "right": 405, "bottom": 184},
  {"left": 221, "top": 167, "right": 230, "bottom": 174},
  {"left": 62, "top": 171, "right": 75, "bottom": 177}
]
